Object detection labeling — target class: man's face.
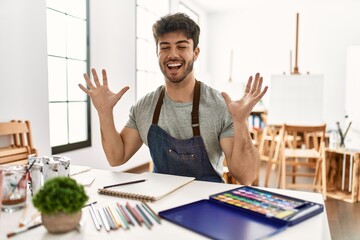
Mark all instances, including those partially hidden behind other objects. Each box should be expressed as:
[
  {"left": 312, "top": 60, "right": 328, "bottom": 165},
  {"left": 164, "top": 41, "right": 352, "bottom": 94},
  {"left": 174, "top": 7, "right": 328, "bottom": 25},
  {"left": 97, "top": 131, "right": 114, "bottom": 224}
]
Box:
[{"left": 157, "top": 31, "right": 199, "bottom": 84}]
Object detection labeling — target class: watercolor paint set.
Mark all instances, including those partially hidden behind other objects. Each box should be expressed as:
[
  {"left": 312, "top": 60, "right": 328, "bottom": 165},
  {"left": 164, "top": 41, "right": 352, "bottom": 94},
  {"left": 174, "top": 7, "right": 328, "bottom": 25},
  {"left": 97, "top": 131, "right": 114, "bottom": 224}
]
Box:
[
  {"left": 209, "top": 186, "right": 323, "bottom": 224},
  {"left": 159, "top": 186, "right": 324, "bottom": 240}
]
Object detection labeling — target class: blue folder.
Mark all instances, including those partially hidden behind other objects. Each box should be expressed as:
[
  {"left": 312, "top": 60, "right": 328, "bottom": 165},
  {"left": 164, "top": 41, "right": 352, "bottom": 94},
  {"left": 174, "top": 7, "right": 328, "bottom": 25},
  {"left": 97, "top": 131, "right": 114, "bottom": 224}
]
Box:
[{"left": 159, "top": 186, "right": 323, "bottom": 240}]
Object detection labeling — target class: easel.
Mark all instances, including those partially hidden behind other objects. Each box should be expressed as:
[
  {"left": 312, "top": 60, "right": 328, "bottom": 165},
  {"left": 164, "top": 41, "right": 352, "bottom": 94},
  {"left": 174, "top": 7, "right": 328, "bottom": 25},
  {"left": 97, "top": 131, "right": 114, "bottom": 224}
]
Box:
[{"left": 292, "top": 13, "right": 300, "bottom": 75}]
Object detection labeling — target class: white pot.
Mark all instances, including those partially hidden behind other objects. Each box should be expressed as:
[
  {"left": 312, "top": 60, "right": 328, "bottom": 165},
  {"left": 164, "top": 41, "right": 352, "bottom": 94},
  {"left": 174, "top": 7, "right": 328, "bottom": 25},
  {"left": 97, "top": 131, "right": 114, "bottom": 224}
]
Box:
[{"left": 41, "top": 211, "right": 82, "bottom": 233}]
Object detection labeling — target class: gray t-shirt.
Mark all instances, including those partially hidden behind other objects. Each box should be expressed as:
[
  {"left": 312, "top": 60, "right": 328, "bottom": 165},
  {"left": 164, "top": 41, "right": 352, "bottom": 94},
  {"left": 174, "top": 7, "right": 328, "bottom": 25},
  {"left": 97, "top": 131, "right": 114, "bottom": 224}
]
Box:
[{"left": 125, "top": 82, "right": 234, "bottom": 177}]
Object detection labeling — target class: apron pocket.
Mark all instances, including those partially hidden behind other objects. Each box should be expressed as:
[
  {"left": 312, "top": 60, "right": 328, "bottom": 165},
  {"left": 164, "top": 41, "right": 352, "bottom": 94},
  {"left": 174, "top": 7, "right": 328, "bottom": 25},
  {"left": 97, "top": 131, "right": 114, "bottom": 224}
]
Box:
[{"left": 167, "top": 148, "right": 197, "bottom": 177}]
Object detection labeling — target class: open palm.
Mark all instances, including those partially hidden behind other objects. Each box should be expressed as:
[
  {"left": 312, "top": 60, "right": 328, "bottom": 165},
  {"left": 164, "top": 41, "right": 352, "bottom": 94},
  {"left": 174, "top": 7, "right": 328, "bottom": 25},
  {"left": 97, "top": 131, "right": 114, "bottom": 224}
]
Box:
[
  {"left": 221, "top": 73, "right": 268, "bottom": 123},
  {"left": 78, "top": 68, "right": 129, "bottom": 114}
]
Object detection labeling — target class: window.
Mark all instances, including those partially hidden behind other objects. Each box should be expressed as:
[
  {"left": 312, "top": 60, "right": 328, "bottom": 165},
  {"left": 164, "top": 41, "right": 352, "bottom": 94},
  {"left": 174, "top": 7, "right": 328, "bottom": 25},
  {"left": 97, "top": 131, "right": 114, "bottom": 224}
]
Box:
[
  {"left": 136, "top": 0, "right": 170, "bottom": 100},
  {"left": 178, "top": 2, "right": 200, "bottom": 75},
  {"left": 46, "top": 0, "right": 90, "bottom": 154},
  {"left": 179, "top": 2, "right": 199, "bottom": 23}
]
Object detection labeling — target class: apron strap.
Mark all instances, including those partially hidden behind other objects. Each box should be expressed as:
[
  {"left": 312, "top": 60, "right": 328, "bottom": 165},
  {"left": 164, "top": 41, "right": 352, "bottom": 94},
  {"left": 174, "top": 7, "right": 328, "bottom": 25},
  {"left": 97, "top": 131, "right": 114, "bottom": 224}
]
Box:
[
  {"left": 152, "top": 86, "right": 165, "bottom": 124},
  {"left": 151, "top": 80, "right": 201, "bottom": 136},
  {"left": 191, "top": 80, "right": 201, "bottom": 136}
]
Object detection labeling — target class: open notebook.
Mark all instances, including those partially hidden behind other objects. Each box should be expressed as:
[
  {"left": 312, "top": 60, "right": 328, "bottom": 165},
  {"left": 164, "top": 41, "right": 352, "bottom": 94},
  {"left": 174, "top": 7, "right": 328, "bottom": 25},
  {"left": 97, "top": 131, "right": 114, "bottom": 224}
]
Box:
[{"left": 97, "top": 172, "right": 195, "bottom": 202}]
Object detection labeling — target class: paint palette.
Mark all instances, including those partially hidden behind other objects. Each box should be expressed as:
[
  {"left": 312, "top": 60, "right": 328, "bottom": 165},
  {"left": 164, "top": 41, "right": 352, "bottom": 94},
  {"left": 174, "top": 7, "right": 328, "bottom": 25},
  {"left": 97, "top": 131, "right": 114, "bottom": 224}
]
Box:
[{"left": 210, "top": 186, "right": 318, "bottom": 220}]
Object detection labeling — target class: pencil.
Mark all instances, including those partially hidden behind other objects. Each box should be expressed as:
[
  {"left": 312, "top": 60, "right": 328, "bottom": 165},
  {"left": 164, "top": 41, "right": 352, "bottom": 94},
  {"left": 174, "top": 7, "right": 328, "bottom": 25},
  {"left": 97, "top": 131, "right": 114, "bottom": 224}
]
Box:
[
  {"left": 136, "top": 204, "right": 153, "bottom": 226},
  {"left": 141, "top": 201, "right": 161, "bottom": 224},
  {"left": 135, "top": 205, "right": 151, "bottom": 229},
  {"left": 117, "top": 203, "right": 134, "bottom": 225},
  {"left": 109, "top": 206, "right": 122, "bottom": 229},
  {"left": 103, "top": 206, "right": 116, "bottom": 230},
  {"left": 103, "top": 179, "right": 147, "bottom": 189},
  {"left": 90, "top": 203, "right": 102, "bottom": 228},
  {"left": 97, "top": 207, "right": 110, "bottom": 231},
  {"left": 89, "top": 207, "right": 101, "bottom": 231},
  {"left": 123, "top": 205, "right": 137, "bottom": 226},
  {"left": 126, "top": 202, "right": 142, "bottom": 226},
  {"left": 115, "top": 206, "right": 129, "bottom": 230}
]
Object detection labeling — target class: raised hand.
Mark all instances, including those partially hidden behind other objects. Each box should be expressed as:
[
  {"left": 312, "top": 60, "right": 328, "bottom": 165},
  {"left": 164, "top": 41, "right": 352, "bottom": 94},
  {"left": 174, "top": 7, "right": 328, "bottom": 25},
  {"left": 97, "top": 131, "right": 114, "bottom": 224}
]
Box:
[
  {"left": 78, "top": 68, "right": 129, "bottom": 114},
  {"left": 221, "top": 73, "right": 268, "bottom": 123}
]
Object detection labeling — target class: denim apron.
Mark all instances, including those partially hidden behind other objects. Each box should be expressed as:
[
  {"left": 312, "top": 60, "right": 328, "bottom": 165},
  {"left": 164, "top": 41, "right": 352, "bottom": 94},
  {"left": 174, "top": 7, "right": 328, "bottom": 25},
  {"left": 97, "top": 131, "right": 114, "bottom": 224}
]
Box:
[{"left": 147, "top": 80, "right": 222, "bottom": 182}]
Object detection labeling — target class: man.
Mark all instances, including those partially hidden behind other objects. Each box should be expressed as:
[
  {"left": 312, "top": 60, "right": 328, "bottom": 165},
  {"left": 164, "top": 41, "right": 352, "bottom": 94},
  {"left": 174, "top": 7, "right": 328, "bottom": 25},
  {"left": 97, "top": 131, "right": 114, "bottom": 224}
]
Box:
[{"left": 79, "top": 13, "right": 267, "bottom": 184}]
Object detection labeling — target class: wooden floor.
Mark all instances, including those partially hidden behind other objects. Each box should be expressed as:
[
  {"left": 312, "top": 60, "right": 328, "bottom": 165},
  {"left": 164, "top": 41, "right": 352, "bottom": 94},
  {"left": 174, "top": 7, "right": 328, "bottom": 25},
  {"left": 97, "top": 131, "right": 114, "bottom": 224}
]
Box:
[{"left": 256, "top": 162, "right": 360, "bottom": 240}]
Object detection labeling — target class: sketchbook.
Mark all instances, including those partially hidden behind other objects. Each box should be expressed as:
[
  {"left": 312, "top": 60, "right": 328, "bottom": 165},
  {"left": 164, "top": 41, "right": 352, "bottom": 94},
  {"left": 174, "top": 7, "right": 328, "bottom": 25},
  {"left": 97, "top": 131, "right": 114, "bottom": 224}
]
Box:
[
  {"left": 97, "top": 172, "right": 195, "bottom": 202},
  {"left": 69, "top": 165, "right": 92, "bottom": 177},
  {"left": 70, "top": 165, "right": 94, "bottom": 186},
  {"left": 159, "top": 186, "right": 324, "bottom": 240}
]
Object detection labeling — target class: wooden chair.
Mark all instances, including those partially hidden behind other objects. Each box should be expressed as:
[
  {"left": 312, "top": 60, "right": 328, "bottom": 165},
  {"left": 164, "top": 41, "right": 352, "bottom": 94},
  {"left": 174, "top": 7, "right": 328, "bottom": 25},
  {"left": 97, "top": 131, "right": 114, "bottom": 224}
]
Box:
[
  {"left": 277, "top": 124, "right": 326, "bottom": 198},
  {"left": 223, "top": 158, "right": 240, "bottom": 184},
  {"left": 258, "top": 124, "right": 283, "bottom": 187},
  {"left": 0, "top": 120, "right": 37, "bottom": 165}
]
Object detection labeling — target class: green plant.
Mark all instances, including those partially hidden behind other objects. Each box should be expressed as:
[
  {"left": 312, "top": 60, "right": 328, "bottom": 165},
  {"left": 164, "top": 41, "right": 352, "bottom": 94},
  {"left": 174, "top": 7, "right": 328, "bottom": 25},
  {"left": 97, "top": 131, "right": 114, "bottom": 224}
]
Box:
[{"left": 32, "top": 177, "right": 88, "bottom": 215}]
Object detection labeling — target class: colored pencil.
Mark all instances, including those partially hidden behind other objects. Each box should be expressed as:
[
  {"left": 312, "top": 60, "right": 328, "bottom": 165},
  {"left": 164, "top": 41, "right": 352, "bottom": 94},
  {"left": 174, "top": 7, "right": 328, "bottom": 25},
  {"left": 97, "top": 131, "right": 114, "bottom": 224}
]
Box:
[
  {"left": 103, "top": 206, "right": 116, "bottom": 230},
  {"left": 97, "top": 207, "right": 110, "bottom": 231},
  {"left": 115, "top": 206, "right": 129, "bottom": 230},
  {"left": 141, "top": 201, "right": 161, "bottom": 224},
  {"left": 135, "top": 205, "right": 151, "bottom": 229},
  {"left": 89, "top": 206, "right": 101, "bottom": 231},
  {"left": 118, "top": 203, "right": 134, "bottom": 225},
  {"left": 90, "top": 203, "right": 102, "bottom": 228},
  {"left": 124, "top": 205, "right": 137, "bottom": 226},
  {"left": 107, "top": 205, "right": 122, "bottom": 229},
  {"left": 126, "top": 202, "right": 142, "bottom": 226},
  {"left": 136, "top": 204, "right": 153, "bottom": 229}
]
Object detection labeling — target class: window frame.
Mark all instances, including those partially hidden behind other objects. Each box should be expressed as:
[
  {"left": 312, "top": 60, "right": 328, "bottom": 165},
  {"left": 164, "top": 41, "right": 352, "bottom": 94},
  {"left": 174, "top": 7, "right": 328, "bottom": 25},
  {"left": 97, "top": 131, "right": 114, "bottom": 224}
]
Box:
[
  {"left": 47, "top": 0, "right": 91, "bottom": 154},
  {"left": 135, "top": 0, "right": 170, "bottom": 101}
]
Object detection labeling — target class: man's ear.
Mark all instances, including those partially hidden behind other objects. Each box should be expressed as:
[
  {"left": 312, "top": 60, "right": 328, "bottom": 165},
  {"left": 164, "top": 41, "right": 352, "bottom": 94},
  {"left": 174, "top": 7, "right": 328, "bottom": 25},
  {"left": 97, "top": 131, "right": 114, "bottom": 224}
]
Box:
[{"left": 194, "top": 47, "right": 200, "bottom": 61}]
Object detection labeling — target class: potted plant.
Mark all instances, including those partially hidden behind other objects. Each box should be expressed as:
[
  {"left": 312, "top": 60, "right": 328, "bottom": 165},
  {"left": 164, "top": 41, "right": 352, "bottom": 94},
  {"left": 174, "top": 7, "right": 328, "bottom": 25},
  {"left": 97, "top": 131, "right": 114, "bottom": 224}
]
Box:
[{"left": 32, "top": 177, "right": 89, "bottom": 233}]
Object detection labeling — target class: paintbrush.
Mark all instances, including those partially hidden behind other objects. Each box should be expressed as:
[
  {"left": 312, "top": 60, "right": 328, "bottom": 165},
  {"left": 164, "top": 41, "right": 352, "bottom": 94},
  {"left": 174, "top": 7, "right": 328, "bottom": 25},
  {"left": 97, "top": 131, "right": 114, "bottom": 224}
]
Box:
[
  {"left": 7, "top": 223, "right": 42, "bottom": 238},
  {"left": 336, "top": 121, "right": 345, "bottom": 146},
  {"left": 9, "top": 159, "right": 36, "bottom": 197}
]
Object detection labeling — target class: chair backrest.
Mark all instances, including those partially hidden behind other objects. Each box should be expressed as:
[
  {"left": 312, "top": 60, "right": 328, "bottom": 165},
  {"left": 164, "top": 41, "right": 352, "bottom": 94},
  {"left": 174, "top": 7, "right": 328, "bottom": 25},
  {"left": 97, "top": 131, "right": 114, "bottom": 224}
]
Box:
[
  {"left": 258, "top": 124, "right": 283, "bottom": 161},
  {"left": 279, "top": 124, "right": 327, "bottom": 192},
  {"left": 0, "top": 120, "right": 37, "bottom": 165},
  {"left": 281, "top": 124, "right": 326, "bottom": 152}
]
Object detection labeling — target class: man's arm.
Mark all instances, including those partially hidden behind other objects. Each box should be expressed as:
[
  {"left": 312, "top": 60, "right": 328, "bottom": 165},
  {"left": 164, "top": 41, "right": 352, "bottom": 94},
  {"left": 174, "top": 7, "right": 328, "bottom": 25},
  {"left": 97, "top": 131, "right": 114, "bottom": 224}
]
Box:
[
  {"left": 98, "top": 112, "right": 143, "bottom": 166},
  {"left": 79, "top": 68, "right": 143, "bottom": 166},
  {"left": 221, "top": 73, "right": 267, "bottom": 185},
  {"left": 220, "top": 123, "right": 259, "bottom": 185}
]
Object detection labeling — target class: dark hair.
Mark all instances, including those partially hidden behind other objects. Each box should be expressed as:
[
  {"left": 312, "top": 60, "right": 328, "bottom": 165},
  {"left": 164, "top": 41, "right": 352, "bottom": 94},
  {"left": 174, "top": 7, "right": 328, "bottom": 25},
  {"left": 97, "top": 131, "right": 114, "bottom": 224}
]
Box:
[{"left": 152, "top": 12, "right": 200, "bottom": 50}]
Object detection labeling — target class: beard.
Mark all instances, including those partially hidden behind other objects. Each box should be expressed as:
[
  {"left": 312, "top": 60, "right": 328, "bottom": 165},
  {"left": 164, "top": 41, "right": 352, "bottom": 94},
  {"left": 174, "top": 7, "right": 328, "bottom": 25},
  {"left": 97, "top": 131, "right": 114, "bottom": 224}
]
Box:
[{"left": 159, "top": 57, "right": 195, "bottom": 84}]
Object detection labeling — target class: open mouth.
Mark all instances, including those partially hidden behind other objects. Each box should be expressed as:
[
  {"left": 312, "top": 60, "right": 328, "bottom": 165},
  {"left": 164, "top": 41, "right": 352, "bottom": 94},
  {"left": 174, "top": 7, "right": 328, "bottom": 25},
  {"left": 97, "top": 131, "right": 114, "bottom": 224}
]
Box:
[{"left": 167, "top": 62, "right": 182, "bottom": 70}]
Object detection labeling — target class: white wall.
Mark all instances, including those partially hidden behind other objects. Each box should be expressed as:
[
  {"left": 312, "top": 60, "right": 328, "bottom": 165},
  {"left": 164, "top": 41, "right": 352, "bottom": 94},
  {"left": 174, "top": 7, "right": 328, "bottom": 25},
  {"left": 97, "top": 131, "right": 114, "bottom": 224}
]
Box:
[
  {"left": 0, "top": 0, "right": 51, "bottom": 156},
  {"left": 206, "top": 0, "right": 360, "bottom": 131},
  {"left": 0, "top": 0, "right": 151, "bottom": 171},
  {"left": 345, "top": 46, "right": 360, "bottom": 149}
]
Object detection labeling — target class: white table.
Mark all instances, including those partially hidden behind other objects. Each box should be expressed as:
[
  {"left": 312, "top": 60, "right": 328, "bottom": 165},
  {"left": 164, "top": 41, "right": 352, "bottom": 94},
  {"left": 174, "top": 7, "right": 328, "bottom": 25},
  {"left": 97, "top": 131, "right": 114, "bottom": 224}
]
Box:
[{"left": 0, "top": 168, "right": 331, "bottom": 240}]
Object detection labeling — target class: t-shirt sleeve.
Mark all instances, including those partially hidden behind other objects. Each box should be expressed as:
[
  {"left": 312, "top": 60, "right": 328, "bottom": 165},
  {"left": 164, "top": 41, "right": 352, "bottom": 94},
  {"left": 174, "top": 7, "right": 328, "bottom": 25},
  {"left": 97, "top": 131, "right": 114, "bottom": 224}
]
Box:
[
  {"left": 125, "top": 105, "right": 138, "bottom": 130},
  {"left": 220, "top": 108, "right": 234, "bottom": 138}
]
